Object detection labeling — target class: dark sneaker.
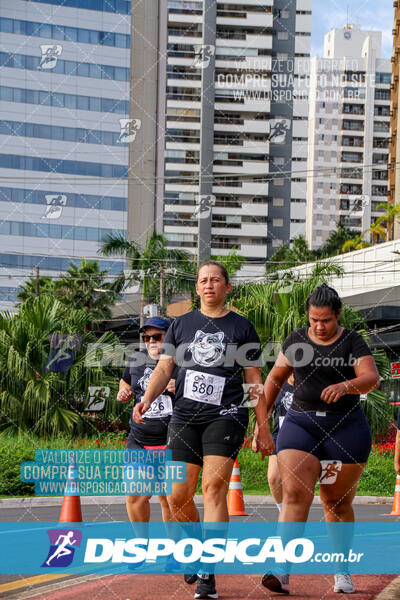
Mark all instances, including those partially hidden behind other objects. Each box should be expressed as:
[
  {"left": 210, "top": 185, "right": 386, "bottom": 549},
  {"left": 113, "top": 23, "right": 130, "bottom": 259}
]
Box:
[
  {"left": 184, "top": 573, "right": 198, "bottom": 585},
  {"left": 194, "top": 574, "right": 218, "bottom": 599},
  {"left": 261, "top": 573, "right": 290, "bottom": 594}
]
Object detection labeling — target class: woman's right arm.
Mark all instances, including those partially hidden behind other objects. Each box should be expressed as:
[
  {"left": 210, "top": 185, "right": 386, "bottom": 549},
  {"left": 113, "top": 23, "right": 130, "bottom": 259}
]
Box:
[{"left": 132, "top": 356, "right": 176, "bottom": 423}]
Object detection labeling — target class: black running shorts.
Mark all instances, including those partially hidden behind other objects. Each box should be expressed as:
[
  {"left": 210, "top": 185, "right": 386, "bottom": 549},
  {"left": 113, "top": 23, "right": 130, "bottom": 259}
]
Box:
[
  {"left": 276, "top": 407, "right": 372, "bottom": 464},
  {"left": 167, "top": 420, "right": 247, "bottom": 466}
]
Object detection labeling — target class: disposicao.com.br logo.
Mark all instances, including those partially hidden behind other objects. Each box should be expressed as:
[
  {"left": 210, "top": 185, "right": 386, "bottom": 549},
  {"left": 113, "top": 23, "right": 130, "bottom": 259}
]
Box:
[{"left": 84, "top": 535, "right": 314, "bottom": 566}]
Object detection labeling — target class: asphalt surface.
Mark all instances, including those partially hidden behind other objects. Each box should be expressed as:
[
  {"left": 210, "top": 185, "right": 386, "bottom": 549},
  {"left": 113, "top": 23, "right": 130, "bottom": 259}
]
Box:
[
  {"left": 0, "top": 501, "right": 398, "bottom": 599},
  {"left": 0, "top": 501, "right": 397, "bottom": 523}
]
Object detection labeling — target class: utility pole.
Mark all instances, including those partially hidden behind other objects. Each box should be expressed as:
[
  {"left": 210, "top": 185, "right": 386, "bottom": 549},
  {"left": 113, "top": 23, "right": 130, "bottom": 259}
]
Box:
[
  {"left": 35, "top": 267, "right": 40, "bottom": 297},
  {"left": 159, "top": 264, "right": 165, "bottom": 316}
]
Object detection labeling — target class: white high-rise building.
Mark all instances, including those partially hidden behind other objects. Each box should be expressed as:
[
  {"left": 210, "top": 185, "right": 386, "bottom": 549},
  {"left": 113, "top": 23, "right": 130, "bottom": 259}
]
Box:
[
  {"left": 129, "top": 0, "right": 312, "bottom": 275},
  {"left": 306, "top": 24, "right": 391, "bottom": 250},
  {"left": 0, "top": 0, "right": 130, "bottom": 311}
]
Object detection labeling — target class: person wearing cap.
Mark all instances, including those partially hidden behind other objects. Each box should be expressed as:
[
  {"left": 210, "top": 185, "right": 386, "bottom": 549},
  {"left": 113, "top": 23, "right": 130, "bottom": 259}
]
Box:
[{"left": 117, "top": 317, "right": 177, "bottom": 530}]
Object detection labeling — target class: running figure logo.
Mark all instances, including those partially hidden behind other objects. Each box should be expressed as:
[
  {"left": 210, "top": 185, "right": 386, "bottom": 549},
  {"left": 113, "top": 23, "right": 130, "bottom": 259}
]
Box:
[
  {"left": 84, "top": 386, "right": 110, "bottom": 412},
  {"left": 38, "top": 45, "right": 62, "bottom": 70},
  {"left": 194, "top": 195, "right": 216, "bottom": 220},
  {"left": 42, "top": 194, "right": 67, "bottom": 219},
  {"left": 192, "top": 45, "right": 215, "bottom": 69},
  {"left": 319, "top": 460, "right": 343, "bottom": 485},
  {"left": 188, "top": 331, "right": 225, "bottom": 367},
  {"left": 42, "top": 529, "right": 82, "bottom": 567},
  {"left": 116, "top": 119, "right": 141, "bottom": 143},
  {"left": 267, "top": 119, "right": 291, "bottom": 144}
]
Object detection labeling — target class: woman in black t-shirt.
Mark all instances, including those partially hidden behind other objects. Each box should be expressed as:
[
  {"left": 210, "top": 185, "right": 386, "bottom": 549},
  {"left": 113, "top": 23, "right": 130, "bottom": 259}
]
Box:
[
  {"left": 133, "top": 261, "right": 271, "bottom": 598},
  {"left": 255, "top": 284, "right": 380, "bottom": 595},
  {"left": 117, "top": 317, "right": 176, "bottom": 528}
]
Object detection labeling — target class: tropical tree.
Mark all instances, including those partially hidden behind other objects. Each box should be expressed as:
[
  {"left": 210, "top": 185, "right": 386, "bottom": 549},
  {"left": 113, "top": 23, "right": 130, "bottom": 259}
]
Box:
[
  {"left": 17, "top": 276, "right": 55, "bottom": 302},
  {"left": 342, "top": 235, "right": 371, "bottom": 253},
  {"left": 363, "top": 221, "right": 386, "bottom": 245},
  {"left": 54, "top": 260, "right": 121, "bottom": 330},
  {"left": 0, "top": 296, "right": 122, "bottom": 436},
  {"left": 101, "top": 232, "right": 196, "bottom": 317},
  {"left": 376, "top": 203, "right": 400, "bottom": 241},
  {"left": 232, "top": 264, "right": 392, "bottom": 438},
  {"left": 319, "top": 223, "right": 359, "bottom": 257},
  {"left": 17, "top": 260, "right": 121, "bottom": 331},
  {"left": 266, "top": 235, "right": 316, "bottom": 274},
  {"left": 214, "top": 248, "right": 245, "bottom": 279}
]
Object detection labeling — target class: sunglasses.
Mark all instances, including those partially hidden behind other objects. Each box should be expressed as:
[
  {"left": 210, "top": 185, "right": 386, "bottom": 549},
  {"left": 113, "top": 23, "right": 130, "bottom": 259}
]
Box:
[{"left": 142, "top": 333, "right": 164, "bottom": 343}]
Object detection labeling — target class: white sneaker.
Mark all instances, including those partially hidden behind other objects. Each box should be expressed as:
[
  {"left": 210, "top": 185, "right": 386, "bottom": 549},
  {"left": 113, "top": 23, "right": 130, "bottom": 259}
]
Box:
[
  {"left": 334, "top": 574, "right": 355, "bottom": 593},
  {"left": 262, "top": 573, "right": 290, "bottom": 594}
]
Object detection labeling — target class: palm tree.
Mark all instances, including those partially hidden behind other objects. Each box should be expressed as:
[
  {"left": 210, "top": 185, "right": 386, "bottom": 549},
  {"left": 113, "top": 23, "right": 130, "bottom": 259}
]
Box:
[
  {"left": 266, "top": 235, "right": 316, "bottom": 274},
  {"left": 17, "top": 276, "right": 54, "bottom": 303},
  {"left": 363, "top": 221, "right": 386, "bottom": 245},
  {"left": 342, "top": 235, "right": 371, "bottom": 253},
  {"left": 17, "top": 260, "right": 121, "bottom": 331},
  {"left": 320, "top": 223, "right": 359, "bottom": 257},
  {"left": 376, "top": 203, "right": 400, "bottom": 241},
  {"left": 54, "top": 260, "right": 121, "bottom": 330},
  {"left": 101, "top": 232, "right": 196, "bottom": 319},
  {"left": 0, "top": 296, "right": 121, "bottom": 436}
]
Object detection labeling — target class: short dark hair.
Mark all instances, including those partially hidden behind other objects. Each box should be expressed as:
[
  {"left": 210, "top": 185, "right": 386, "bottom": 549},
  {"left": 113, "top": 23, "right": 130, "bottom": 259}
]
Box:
[
  {"left": 306, "top": 283, "right": 342, "bottom": 315},
  {"left": 197, "top": 261, "right": 230, "bottom": 284}
]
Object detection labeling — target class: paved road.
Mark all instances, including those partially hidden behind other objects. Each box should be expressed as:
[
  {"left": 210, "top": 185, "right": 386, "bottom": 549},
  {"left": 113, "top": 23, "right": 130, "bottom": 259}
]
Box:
[
  {"left": 0, "top": 501, "right": 398, "bottom": 599},
  {"left": 0, "top": 501, "right": 397, "bottom": 523}
]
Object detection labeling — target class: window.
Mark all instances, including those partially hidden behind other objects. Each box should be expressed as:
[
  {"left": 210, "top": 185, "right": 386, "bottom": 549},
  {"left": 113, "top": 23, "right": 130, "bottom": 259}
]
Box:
[
  {"left": 273, "top": 198, "right": 284, "bottom": 206},
  {"left": 273, "top": 218, "right": 283, "bottom": 227},
  {"left": 277, "top": 31, "right": 289, "bottom": 40},
  {"left": 0, "top": 51, "right": 129, "bottom": 82},
  {"left": 272, "top": 239, "right": 282, "bottom": 247}
]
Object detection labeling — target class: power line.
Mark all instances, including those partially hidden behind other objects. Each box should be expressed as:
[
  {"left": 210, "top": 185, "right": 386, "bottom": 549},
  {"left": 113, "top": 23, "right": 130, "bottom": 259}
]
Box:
[{"left": 0, "top": 157, "right": 396, "bottom": 184}]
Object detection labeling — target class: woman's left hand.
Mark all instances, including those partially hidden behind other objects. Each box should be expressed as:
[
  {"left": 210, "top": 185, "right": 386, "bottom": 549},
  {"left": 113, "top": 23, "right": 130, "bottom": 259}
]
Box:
[{"left": 321, "top": 382, "right": 348, "bottom": 404}]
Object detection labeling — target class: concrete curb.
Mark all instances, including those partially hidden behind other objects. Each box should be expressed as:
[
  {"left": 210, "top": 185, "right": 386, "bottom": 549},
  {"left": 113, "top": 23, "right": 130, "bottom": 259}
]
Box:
[{"left": 0, "top": 494, "right": 394, "bottom": 508}]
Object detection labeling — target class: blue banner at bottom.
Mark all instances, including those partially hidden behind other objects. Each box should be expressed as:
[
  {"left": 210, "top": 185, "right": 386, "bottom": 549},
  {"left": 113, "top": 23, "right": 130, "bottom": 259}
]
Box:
[{"left": 0, "top": 522, "right": 399, "bottom": 574}]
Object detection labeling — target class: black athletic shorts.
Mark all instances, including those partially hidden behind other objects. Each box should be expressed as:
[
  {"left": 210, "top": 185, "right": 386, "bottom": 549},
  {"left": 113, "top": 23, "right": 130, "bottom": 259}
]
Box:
[
  {"left": 167, "top": 420, "right": 247, "bottom": 466},
  {"left": 125, "top": 432, "right": 166, "bottom": 450},
  {"left": 276, "top": 407, "right": 371, "bottom": 464}
]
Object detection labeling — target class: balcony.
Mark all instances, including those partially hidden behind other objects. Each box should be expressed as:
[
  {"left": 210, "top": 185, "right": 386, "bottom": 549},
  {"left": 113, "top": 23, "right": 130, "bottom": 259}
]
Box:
[{"left": 341, "top": 152, "right": 363, "bottom": 164}]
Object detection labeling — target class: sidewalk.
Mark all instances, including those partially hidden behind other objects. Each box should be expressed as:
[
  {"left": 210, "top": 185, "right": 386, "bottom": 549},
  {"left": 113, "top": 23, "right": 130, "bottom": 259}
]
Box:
[{"left": 0, "top": 494, "right": 394, "bottom": 508}]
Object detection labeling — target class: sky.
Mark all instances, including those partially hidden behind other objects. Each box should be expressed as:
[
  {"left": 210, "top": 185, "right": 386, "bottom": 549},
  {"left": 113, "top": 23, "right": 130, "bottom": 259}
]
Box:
[{"left": 311, "top": 0, "right": 394, "bottom": 58}]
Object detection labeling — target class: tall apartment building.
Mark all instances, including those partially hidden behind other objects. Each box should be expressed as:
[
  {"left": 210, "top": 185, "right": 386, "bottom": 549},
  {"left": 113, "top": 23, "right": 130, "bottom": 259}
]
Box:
[
  {"left": 306, "top": 24, "right": 391, "bottom": 250},
  {"left": 0, "top": 0, "right": 130, "bottom": 311},
  {"left": 129, "top": 0, "right": 312, "bottom": 276},
  {"left": 389, "top": 0, "right": 400, "bottom": 240}
]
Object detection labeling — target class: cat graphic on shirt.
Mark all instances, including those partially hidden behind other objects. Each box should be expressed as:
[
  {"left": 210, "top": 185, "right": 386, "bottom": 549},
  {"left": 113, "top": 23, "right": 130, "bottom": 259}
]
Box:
[
  {"left": 188, "top": 330, "right": 225, "bottom": 367},
  {"left": 137, "top": 367, "right": 153, "bottom": 391}
]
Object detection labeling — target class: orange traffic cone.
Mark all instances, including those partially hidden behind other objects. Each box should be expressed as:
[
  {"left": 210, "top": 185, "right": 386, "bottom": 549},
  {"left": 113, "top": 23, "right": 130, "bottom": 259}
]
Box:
[
  {"left": 59, "top": 454, "right": 82, "bottom": 522},
  {"left": 227, "top": 458, "right": 251, "bottom": 516},
  {"left": 391, "top": 475, "right": 400, "bottom": 516}
]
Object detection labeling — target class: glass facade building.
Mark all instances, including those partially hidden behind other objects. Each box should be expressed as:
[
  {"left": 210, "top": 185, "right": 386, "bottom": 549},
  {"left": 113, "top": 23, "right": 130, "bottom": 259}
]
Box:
[{"left": 0, "top": 0, "right": 130, "bottom": 310}]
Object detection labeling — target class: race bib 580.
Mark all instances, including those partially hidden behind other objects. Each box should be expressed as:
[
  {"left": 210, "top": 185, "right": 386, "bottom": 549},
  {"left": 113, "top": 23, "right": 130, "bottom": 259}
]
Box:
[{"left": 184, "top": 370, "right": 225, "bottom": 406}]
